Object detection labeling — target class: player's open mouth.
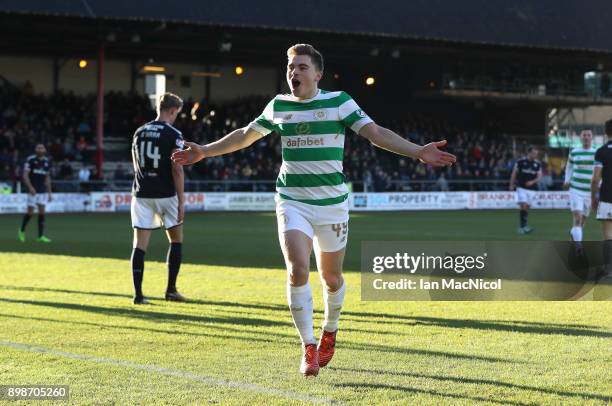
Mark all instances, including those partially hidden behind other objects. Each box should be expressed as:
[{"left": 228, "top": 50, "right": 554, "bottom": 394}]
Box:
[{"left": 291, "top": 79, "right": 301, "bottom": 89}]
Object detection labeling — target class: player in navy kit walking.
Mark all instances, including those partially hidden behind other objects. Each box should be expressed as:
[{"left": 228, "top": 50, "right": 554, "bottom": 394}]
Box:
[
  {"left": 509, "top": 146, "right": 542, "bottom": 234},
  {"left": 18, "top": 143, "right": 53, "bottom": 243},
  {"left": 130, "top": 93, "right": 187, "bottom": 304}
]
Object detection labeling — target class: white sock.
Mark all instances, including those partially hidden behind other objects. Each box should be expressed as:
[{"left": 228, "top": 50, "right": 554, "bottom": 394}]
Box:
[
  {"left": 287, "top": 283, "right": 315, "bottom": 345},
  {"left": 570, "top": 226, "right": 583, "bottom": 242},
  {"left": 323, "top": 281, "right": 346, "bottom": 332}
]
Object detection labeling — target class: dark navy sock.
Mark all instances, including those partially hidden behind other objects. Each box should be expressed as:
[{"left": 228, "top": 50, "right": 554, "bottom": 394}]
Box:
[
  {"left": 131, "top": 248, "right": 146, "bottom": 298},
  {"left": 37, "top": 214, "right": 45, "bottom": 237},
  {"left": 520, "top": 210, "right": 528, "bottom": 228},
  {"left": 21, "top": 213, "right": 31, "bottom": 232},
  {"left": 166, "top": 243, "right": 182, "bottom": 292}
]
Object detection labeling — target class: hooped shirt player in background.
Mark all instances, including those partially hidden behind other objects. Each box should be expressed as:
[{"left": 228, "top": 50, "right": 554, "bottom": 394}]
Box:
[
  {"left": 172, "top": 44, "right": 456, "bottom": 377},
  {"left": 130, "top": 92, "right": 187, "bottom": 305},
  {"left": 18, "top": 143, "right": 53, "bottom": 243},
  {"left": 591, "top": 119, "right": 612, "bottom": 279},
  {"left": 509, "top": 146, "right": 542, "bottom": 235},
  {"left": 563, "top": 130, "right": 597, "bottom": 244}
]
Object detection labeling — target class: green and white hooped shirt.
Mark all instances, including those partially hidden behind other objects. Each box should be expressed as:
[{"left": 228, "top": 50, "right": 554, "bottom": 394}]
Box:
[
  {"left": 564, "top": 147, "right": 597, "bottom": 195},
  {"left": 248, "top": 89, "right": 373, "bottom": 206}
]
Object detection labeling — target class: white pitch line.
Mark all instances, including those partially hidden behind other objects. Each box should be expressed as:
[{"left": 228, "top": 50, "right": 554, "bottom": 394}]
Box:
[{"left": 0, "top": 340, "right": 340, "bottom": 405}]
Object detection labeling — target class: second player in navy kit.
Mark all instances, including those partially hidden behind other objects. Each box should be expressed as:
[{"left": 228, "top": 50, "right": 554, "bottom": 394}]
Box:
[
  {"left": 509, "top": 146, "right": 542, "bottom": 234},
  {"left": 130, "top": 92, "right": 187, "bottom": 304},
  {"left": 591, "top": 119, "right": 612, "bottom": 279},
  {"left": 18, "top": 143, "right": 53, "bottom": 243},
  {"left": 132, "top": 123, "right": 184, "bottom": 199}
]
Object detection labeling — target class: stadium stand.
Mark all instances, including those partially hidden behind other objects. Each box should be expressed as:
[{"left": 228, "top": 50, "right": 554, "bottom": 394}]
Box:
[{"left": 1, "top": 79, "right": 558, "bottom": 193}]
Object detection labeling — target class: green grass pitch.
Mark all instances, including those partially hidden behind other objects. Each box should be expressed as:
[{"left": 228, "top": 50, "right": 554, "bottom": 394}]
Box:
[{"left": 0, "top": 210, "right": 610, "bottom": 405}]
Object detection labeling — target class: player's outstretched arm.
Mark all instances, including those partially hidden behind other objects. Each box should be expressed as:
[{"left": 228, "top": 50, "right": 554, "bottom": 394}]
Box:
[
  {"left": 358, "top": 123, "right": 456, "bottom": 166},
  {"left": 171, "top": 127, "right": 264, "bottom": 165}
]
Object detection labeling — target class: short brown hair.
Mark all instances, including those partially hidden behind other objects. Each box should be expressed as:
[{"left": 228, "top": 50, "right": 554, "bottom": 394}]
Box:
[
  {"left": 287, "top": 44, "right": 324, "bottom": 72},
  {"left": 159, "top": 92, "right": 183, "bottom": 112}
]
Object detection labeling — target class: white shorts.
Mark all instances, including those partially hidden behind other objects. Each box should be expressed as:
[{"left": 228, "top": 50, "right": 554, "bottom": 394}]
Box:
[
  {"left": 131, "top": 196, "right": 181, "bottom": 230},
  {"left": 597, "top": 201, "right": 612, "bottom": 221},
  {"left": 569, "top": 191, "right": 591, "bottom": 216},
  {"left": 276, "top": 198, "right": 349, "bottom": 253},
  {"left": 516, "top": 187, "right": 536, "bottom": 206},
  {"left": 27, "top": 193, "right": 48, "bottom": 207}
]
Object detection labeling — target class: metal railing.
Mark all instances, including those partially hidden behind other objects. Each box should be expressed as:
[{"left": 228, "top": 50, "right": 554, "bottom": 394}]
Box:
[
  {"left": 440, "top": 75, "right": 600, "bottom": 99},
  {"left": 14, "top": 179, "right": 565, "bottom": 193}
]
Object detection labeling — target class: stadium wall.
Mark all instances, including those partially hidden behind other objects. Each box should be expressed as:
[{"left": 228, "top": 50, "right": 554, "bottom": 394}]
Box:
[
  {"left": 0, "top": 56, "right": 54, "bottom": 93},
  {"left": 0, "top": 56, "right": 277, "bottom": 100},
  {"left": 1, "top": 56, "right": 131, "bottom": 94},
  {"left": 0, "top": 192, "right": 571, "bottom": 214}
]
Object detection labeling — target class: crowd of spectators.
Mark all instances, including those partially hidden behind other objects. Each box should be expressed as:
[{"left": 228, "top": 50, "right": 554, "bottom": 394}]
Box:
[
  {"left": 0, "top": 79, "right": 153, "bottom": 188},
  {"left": 0, "top": 80, "right": 559, "bottom": 192},
  {"left": 175, "top": 99, "right": 551, "bottom": 192}
]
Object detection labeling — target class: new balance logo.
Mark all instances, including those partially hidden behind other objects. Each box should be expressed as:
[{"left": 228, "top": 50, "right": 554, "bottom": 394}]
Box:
[{"left": 313, "top": 110, "right": 327, "bottom": 120}]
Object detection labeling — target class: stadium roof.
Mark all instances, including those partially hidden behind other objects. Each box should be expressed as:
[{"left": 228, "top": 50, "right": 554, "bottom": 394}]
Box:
[{"left": 2, "top": 0, "right": 612, "bottom": 53}]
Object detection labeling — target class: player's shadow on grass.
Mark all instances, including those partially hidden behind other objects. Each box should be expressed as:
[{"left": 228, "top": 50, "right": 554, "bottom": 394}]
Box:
[
  {"left": 0, "top": 309, "right": 514, "bottom": 364},
  {"left": 331, "top": 367, "right": 611, "bottom": 403},
  {"left": 0, "top": 285, "right": 133, "bottom": 299},
  {"left": 0, "top": 285, "right": 399, "bottom": 336},
  {"left": 340, "top": 310, "right": 595, "bottom": 329},
  {"left": 1, "top": 311, "right": 450, "bottom": 361},
  {"left": 0, "top": 285, "right": 286, "bottom": 312},
  {"left": 0, "top": 285, "right": 289, "bottom": 311},
  {"left": 0, "top": 295, "right": 398, "bottom": 339},
  {"left": 1, "top": 284, "right": 608, "bottom": 338},
  {"left": 339, "top": 340, "right": 515, "bottom": 363},
  {"left": 0, "top": 312, "right": 292, "bottom": 345},
  {"left": 407, "top": 315, "right": 612, "bottom": 338},
  {"left": 0, "top": 297, "right": 290, "bottom": 328},
  {"left": 340, "top": 312, "right": 612, "bottom": 338},
  {"left": 0, "top": 297, "right": 517, "bottom": 363},
  {"left": 335, "top": 382, "right": 531, "bottom": 406}
]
